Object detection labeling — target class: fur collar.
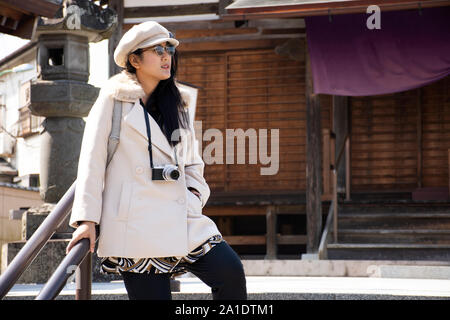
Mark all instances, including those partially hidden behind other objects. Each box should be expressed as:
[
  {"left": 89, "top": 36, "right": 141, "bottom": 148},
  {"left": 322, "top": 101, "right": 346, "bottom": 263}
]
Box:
[
  {"left": 105, "top": 70, "right": 146, "bottom": 102},
  {"left": 105, "top": 70, "right": 189, "bottom": 108}
]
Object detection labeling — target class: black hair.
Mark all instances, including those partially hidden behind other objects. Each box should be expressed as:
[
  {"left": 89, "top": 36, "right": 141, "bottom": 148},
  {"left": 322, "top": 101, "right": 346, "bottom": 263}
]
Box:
[{"left": 126, "top": 45, "right": 190, "bottom": 147}]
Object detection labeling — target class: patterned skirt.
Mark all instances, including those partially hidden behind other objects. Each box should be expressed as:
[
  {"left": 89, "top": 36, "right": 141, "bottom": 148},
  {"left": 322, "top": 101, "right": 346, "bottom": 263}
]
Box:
[{"left": 100, "top": 234, "right": 224, "bottom": 279}]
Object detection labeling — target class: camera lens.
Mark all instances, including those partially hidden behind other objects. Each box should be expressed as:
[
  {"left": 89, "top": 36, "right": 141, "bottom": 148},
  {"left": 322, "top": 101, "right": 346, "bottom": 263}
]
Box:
[
  {"left": 162, "top": 165, "right": 180, "bottom": 181},
  {"left": 170, "top": 170, "right": 180, "bottom": 180}
]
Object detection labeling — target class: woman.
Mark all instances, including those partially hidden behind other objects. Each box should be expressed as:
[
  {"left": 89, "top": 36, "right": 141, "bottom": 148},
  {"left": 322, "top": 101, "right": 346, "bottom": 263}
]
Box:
[{"left": 66, "top": 21, "right": 247, "bottom": 300}]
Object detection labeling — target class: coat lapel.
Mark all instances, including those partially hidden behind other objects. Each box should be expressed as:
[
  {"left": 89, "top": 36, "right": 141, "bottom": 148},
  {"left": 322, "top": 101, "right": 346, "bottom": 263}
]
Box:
[{"left": 123, "top": 100, "right": 175, "bottom": 160}]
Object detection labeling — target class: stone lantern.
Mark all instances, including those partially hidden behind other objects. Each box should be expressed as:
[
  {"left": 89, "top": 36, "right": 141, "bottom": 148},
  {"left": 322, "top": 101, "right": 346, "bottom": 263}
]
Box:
[{"left": 30, "top": 0, "right": 117, "bottom": 203}]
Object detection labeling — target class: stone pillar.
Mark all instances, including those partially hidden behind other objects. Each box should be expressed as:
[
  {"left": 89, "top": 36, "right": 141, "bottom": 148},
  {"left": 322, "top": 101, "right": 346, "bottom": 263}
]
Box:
[{"left": 30, "top": 0, "right": 117, "bottom": 203}]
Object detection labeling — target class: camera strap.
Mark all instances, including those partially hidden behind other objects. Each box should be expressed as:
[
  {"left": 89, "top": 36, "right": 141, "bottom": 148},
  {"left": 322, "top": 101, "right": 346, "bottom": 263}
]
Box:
[
  {"left": 142, "top": 104, "right": 178, "bottom": 169},
  {"left": 142, "top": 105, "right": 155, "bottom": 169}
]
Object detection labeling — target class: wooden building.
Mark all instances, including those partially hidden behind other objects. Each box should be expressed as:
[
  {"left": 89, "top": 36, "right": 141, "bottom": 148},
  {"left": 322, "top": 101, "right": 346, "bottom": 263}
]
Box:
[{"left": 106, "top": 0, "right": 450, "bottom": 261}]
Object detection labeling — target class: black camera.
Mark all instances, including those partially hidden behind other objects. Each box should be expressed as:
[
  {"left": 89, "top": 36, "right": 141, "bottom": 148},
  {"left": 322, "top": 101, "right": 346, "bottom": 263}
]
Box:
[{"left": 152, "top": 164, "right": 180, "bottom": 181}]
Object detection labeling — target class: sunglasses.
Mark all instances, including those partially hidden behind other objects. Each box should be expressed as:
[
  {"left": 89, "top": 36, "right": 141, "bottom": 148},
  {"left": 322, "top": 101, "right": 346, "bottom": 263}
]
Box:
[{"left": 143, "top": 44, "right": 176, "bottom": 57}]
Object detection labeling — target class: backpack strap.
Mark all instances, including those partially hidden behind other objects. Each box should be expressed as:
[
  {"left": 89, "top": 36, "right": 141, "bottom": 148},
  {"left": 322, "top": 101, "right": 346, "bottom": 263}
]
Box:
[{"left": 106, "top": 99, "right": 122, "bottom": 166}]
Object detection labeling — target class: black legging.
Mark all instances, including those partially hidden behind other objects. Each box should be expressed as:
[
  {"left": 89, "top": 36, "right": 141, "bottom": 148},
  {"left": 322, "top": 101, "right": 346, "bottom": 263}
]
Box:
[{"left": 120, "top": 241, "right": 247, "bottom": 300}]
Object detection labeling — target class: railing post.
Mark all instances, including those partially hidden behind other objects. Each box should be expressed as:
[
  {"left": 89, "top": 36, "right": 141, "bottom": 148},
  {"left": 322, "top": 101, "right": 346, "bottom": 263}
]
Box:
[
  {"left": 330, "top": 131, "right": 336, "bottom": 172},
  {"left": 265, "top": 205, "right": 277, "bottom": 260},
  {"left": 35, "top": 238, "right": 90, "bottom": 300},
  {"left": 332, "top": 169, "right": 338, "bottom": 243},
  {"left": 322, "top": 129, "right": 331, "bottom": 195},
  {"left": 345, "top": 136, "right": 351, "bottom": 201},
  {"left": 75, "top": 251, "right": 92, "bottom": 300},
  {"left": 330, "top": 131, "right": 337, "bottom": 243}
]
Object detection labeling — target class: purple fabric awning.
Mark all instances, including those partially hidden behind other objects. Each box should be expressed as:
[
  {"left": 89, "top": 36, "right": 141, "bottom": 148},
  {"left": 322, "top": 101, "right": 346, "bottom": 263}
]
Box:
[{"left": 305, "top": 7, "right": 450, "bottom": 96}]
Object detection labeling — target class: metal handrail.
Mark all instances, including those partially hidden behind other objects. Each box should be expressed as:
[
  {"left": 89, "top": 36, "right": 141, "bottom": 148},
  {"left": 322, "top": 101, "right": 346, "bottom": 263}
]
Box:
[
  {"left": 318, "top": 134, "right": 351, "bottom": 258},
  {"left": 0, "top": 181, "right": 76, "bottom": 299},
  {"left": 335, "top": 134, "right": 349, "bottom": 169},
  {"left": 318, "top": 195, "right": 335, "bottom": 259},
  {"left": 333, "top": 135, "right": 350, "bottom": 242},
  {"left": 35, "top": 238, "right": 90, "bottom": 300}
]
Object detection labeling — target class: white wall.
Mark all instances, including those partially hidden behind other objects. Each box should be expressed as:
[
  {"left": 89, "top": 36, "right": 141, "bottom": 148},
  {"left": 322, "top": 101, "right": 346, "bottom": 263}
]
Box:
[
  {"left": 88, "top": 39, "right": 110, "bottom": 88},
  {"left": 15, "top": 134, "right": 40, "bottom": 177}
]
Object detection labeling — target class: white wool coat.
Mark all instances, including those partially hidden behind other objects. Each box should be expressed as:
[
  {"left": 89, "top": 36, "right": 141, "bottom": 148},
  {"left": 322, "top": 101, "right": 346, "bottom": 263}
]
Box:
[{"left": 69, "top": 70, "right": 221, "bottom": 258}]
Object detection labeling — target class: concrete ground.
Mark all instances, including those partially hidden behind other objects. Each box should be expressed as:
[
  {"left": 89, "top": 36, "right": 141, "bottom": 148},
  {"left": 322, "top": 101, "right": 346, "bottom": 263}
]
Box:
[
  {"left": 5, "top": 275, "right": 450, "bottom": 300},
  {"left": 5, "top": 260, "right": 450, "bottom": 300}
]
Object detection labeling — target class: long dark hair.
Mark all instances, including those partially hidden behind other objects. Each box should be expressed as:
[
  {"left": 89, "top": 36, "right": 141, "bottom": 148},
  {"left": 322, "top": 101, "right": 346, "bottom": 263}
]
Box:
[{"left": 126, "top": 47, "right": 190, "bottom": 147}]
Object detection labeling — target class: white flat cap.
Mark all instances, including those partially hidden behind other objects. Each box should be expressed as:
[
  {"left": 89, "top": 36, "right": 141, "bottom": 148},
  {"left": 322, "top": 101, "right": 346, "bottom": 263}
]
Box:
[{"left": 114, "top": 21, "right": 179, "bottom": 68}]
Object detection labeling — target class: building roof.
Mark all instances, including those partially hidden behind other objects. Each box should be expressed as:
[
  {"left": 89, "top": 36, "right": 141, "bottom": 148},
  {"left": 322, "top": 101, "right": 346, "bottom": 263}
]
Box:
[
  {"left": 0, "top": 0, "right": 62, "bottom": 39},
  {"left": 223, "top": 0, "right": 450, "bottom": 19}
]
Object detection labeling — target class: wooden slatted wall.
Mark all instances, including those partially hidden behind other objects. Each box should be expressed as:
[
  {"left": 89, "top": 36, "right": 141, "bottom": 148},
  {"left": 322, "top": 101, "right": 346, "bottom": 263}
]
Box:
[
  {"left": 350, "top": 76, "right": 450, "bottom": 191},
  {"left": 177, "top": 44, "right": 326, "bottom": 194},
  {"left": 226, "top": 49, "right": 304, "bottom": 191},
  {"left": 178, "top": 53, "right": 227, "bottom": 191},
  {"left": 421, "top": 76, "right": 450, "bottom": 187},
  {"left": 350, "top": 91, "right": 419, "bottom": 191}
]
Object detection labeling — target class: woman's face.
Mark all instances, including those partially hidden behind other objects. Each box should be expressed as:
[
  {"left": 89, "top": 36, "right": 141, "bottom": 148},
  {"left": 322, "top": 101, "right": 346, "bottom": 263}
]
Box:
[{"left": 130, "top": 41, "right": 173, "bottom": 81}]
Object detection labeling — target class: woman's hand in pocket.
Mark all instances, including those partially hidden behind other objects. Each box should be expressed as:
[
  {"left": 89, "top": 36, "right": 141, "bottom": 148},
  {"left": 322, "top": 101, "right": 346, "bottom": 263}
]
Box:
[
  {"left": 188, "top": 187, "right": 201, "bottom": 201},
  {"left": 66, "top": 221, "right": 96, "bottom": 254}
]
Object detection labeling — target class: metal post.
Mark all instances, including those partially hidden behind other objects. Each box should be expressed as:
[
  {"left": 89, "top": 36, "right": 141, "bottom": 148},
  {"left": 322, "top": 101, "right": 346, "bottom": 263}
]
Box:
[
  {"left": 35, "top": 238, "right": 90, "bottom": 300},
  {"left": 345, "top": 137, "right": 351, "bottom": 201},
  {"left": 333, "top": 170, "right": 338, "bottom": 243},
  {"left": 265, "top": 205, "right": 277, "bottom": 259},
  {"left": 75, "top": 252, "right": 92, "bottom": 300},
  {"left": 323, "top": 129, "right": 330, "bottom": 195}
]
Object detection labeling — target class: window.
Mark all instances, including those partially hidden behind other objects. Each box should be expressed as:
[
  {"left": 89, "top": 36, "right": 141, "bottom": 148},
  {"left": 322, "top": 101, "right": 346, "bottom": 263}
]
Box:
[
  {"left": 0, "top": 95, "right": 5, "bottom": 132},
  {"left": 13, "top": 173, "right": 40, "bottom": 188}
]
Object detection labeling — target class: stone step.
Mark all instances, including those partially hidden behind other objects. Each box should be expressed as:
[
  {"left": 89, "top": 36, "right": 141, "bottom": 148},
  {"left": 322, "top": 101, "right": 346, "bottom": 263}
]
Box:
[
  {"left": 341, "top": 192, "right": 412, "bottom": 202},
  {"left": 339, "top": 212, "right": 450, "bottom": 218},
  {"left": 327, "top": 243, "right": 450, "bottom": 260},
  {"left": 330, "top": 201, "right": 450, "bottom": 260},
  {"left": 20, "top": 205, "right": 74, "bottom": 240},
  {"left": 338, "top": 213, "right": 450, "bottom": 230},
  {"left": 340, "top": 203, "right": 450, "bottom": 214},
  {"left": 327, "top": 243, "right": 450, "bottom": 249},
  {"left": 337, "top": 229, "right": 450, "bottom": 244},
  {"left": 242, "top": 259, "right": 450, "bottom": 277}
]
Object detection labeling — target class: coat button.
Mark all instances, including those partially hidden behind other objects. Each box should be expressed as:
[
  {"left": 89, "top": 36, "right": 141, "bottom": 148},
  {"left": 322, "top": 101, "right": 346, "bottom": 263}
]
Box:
[
  {"left": 177, "top": 197, "right": 185, "bottom": 205},
  {"left": 135, "top": 166, "right": 144, "bottom": 174}
]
